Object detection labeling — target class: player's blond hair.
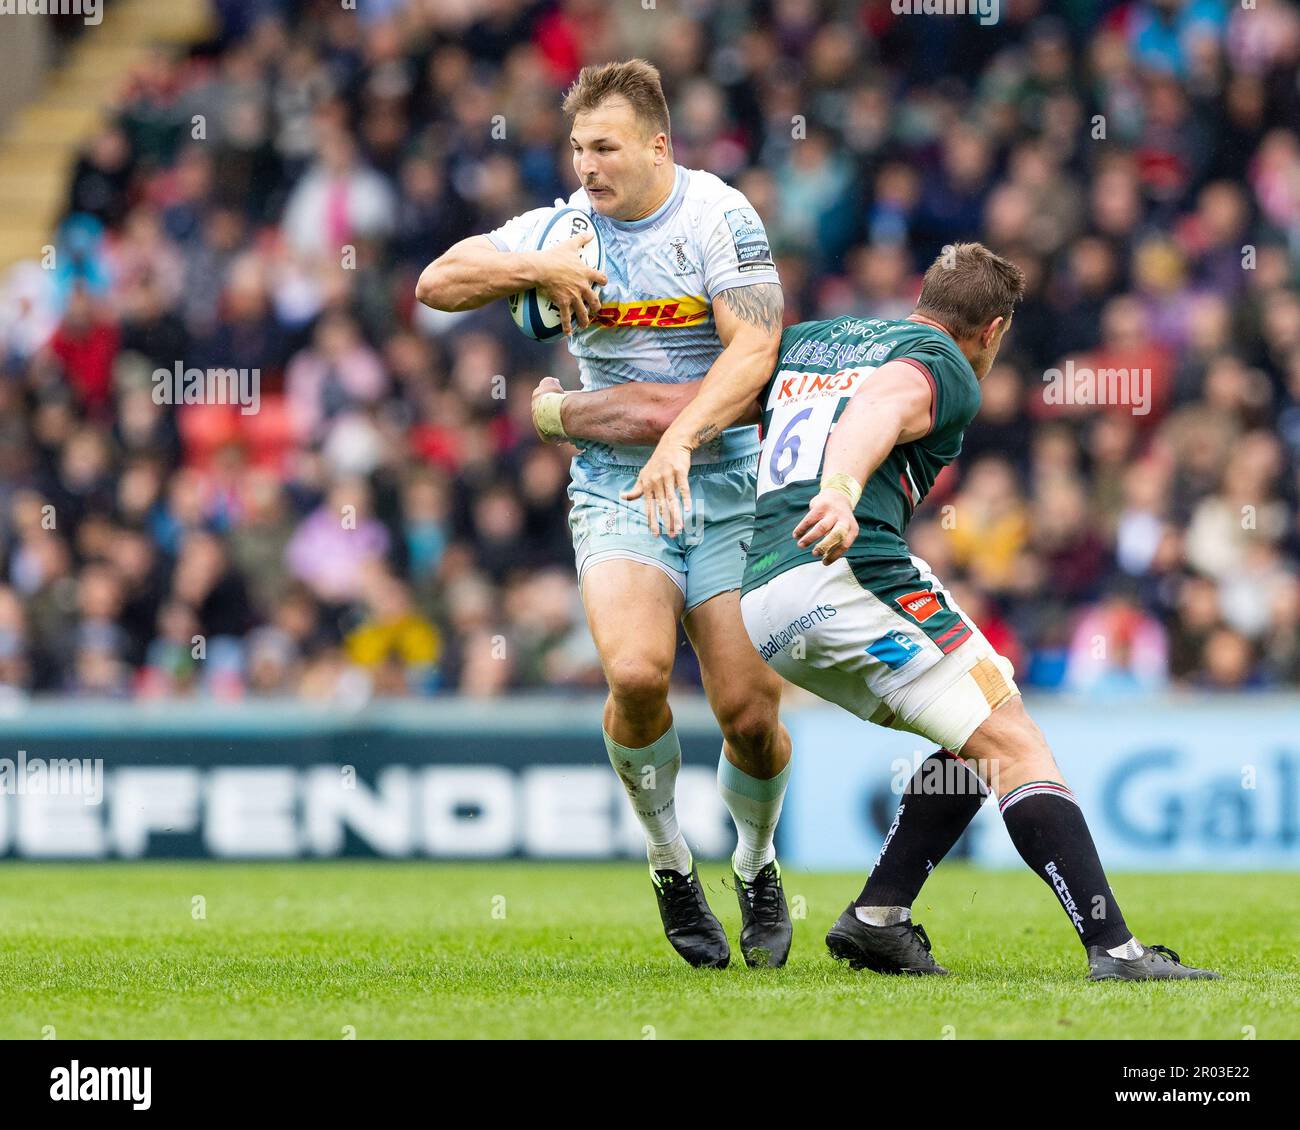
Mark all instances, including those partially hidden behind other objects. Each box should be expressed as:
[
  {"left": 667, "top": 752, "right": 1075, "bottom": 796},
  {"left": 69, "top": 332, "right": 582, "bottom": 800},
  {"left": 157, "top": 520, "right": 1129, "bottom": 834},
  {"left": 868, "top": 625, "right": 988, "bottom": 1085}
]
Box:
[
  {"left": 562, "top": 59, "right": 671, "bottom": 142},
  {"left": 915, "top": 243, "right": 1025, "bottom": 339}
]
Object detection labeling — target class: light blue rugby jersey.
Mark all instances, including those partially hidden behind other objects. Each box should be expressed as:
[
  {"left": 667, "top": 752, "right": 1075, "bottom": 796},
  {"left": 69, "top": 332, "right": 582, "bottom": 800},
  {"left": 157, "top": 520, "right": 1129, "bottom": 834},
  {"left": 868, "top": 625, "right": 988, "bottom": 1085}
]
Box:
[{"left": 486, "top": 164, "right": 781, "bottom": 467}]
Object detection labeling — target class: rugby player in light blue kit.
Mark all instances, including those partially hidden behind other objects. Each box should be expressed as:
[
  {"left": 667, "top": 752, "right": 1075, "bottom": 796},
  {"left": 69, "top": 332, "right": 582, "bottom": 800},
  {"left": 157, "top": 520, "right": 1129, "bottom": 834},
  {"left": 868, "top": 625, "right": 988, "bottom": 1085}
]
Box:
[{"left": 417, "top": 60, "right": 793, "bottom": 969}]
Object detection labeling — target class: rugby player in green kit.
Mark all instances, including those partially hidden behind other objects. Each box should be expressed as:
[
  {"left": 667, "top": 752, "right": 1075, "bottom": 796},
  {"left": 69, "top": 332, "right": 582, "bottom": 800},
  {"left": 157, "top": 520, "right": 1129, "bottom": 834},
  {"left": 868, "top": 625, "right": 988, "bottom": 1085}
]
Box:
[{"left": 535, "top": 242, "right": 1218, "bottom": 981}]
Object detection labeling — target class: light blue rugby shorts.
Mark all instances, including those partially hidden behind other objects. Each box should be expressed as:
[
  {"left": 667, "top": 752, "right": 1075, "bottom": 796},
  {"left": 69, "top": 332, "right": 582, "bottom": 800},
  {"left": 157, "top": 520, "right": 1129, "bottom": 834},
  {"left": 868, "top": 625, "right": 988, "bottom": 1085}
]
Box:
[{"left": 567, "top": 453, "right": 759, "bottom": 614}]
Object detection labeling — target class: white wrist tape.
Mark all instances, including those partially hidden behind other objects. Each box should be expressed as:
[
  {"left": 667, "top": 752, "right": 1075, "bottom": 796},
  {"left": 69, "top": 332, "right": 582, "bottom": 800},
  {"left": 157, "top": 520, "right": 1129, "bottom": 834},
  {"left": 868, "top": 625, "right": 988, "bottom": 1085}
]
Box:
[{"left": 533, "top": 391, "right": 570, "bottom": 441}]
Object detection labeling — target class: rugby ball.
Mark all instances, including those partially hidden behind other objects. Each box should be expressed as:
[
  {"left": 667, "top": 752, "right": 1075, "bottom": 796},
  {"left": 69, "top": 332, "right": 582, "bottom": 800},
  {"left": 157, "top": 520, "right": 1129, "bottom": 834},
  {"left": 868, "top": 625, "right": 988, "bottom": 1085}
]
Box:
[{"left": 508, "top": 206, "right": 605, "bottom": 340}]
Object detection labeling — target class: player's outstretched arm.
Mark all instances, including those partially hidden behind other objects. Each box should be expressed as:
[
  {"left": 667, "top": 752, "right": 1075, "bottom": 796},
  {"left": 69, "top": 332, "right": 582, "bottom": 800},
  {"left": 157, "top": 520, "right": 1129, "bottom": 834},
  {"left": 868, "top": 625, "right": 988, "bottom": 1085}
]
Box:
[
  {"left": 622, "top": 282, "right": 784, "bottom": 536},
  {"left": 531, "top": 377, "right": 763, "bottom": 447},
  {"left": 415, "top": 234, "right": 607, "bottom": 332},
  {"left": 794, "top": 359, "right": 933, "bottom": 565}
]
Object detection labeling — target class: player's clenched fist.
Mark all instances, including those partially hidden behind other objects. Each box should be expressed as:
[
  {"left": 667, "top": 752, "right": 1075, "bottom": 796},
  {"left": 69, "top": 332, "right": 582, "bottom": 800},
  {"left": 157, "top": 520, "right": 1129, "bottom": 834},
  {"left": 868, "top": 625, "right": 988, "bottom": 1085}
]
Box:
[
  {"left": 531, "top": 376, "right": 570, "bottom": 443},
  {"left": 621, "top": 442, "right": 693, "bottom": 538},
  {"left": 794, "top": 487, "right": 859, "bottom": 565},
  {"left": 534, "top": 232, "right": 608, "bottom": 335}
]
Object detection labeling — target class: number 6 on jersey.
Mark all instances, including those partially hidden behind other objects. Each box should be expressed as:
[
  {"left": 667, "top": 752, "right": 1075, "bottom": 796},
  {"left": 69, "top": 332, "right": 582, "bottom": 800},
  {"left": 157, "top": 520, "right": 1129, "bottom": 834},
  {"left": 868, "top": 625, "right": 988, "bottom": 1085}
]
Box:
[{"left": 756, "top": 396, "right": 840, "bottom": 498}]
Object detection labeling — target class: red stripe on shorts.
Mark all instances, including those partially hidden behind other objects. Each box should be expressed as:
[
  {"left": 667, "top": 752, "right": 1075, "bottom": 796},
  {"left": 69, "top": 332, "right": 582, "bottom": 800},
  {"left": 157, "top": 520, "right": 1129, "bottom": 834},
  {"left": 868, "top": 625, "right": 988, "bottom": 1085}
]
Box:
[{"left": 937, "top": 625, "right": 972, "bottom": 654}]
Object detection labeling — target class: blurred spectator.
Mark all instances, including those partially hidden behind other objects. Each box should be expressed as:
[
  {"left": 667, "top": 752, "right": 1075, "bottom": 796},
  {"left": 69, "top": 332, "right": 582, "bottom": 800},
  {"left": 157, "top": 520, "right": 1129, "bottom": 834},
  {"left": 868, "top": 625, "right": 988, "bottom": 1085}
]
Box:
[
  {"left": 945, "top": 457, "right": 1030, "bottom": 593},
  {"left": 344, "top": 567, "right": 440, "bottom": 693},
  {"left": 285, "top": 477, "right": 390, "bottom": 603},
  {"left": 1065, "top": 593, "right": 1170, "bottom": 695}
]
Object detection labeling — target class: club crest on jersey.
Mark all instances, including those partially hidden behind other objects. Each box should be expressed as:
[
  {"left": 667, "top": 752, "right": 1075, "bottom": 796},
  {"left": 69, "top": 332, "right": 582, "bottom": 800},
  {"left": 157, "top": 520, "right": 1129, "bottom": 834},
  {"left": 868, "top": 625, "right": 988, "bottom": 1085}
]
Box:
[
  {"left": 896, "top": 589, "right": 941, "bottom": 623},
  {"left": 666, "top": 235, "right": 695, "bottom": 276}
]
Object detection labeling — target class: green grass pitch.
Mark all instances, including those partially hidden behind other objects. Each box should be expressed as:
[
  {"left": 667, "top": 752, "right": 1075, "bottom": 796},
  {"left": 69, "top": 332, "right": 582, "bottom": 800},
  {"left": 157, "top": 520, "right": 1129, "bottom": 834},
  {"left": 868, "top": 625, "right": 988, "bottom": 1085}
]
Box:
[{"left": 0, "top": 861, "right": 1293, "bottom": 1039}]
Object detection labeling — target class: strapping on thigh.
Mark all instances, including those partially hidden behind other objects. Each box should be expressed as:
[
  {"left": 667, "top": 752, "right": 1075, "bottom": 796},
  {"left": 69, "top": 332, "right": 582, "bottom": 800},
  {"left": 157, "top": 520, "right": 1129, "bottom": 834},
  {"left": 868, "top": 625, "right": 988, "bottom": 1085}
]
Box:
[{"left": 968, "top": 656, "right": 1014, "bottom": 711}]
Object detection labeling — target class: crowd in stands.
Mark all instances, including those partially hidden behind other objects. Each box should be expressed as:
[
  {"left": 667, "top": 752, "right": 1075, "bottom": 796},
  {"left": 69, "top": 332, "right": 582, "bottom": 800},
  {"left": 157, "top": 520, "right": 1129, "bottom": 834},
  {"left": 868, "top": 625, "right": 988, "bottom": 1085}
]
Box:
[{"left": 1, "top": 0, "right": 1298, "bottom": 700}]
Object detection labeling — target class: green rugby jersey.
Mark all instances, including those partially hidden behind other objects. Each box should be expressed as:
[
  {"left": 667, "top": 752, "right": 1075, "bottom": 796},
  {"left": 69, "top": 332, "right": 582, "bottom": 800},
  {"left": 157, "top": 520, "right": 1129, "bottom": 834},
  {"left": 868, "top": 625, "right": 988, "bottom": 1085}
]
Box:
[{"left": 741, "top": 315, "right": 981, "bottom": 594}]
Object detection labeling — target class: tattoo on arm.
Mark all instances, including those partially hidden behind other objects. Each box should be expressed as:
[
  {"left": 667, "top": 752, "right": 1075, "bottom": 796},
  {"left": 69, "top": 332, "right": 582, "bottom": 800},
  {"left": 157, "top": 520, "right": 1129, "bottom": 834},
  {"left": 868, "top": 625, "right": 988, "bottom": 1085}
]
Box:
[
  {"left": 692, "top": 423, "right": 721, "bottom": 446},
  {"left": 719, "top": 283, "right": 784, "bottom": 335}
]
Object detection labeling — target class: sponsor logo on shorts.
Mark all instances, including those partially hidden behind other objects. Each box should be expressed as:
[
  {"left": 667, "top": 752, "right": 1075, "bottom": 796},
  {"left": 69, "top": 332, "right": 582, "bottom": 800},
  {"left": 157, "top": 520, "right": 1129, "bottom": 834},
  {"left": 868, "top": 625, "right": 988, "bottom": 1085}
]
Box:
[
  {"left": 756, "top": 603, "right": 837, "bottom": 661},
  {"left": 896, "top": 589, "right": 941, "bottom": 623},
  {"left": 865, "top": 629, "right": 921, "bottom": 671}
]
